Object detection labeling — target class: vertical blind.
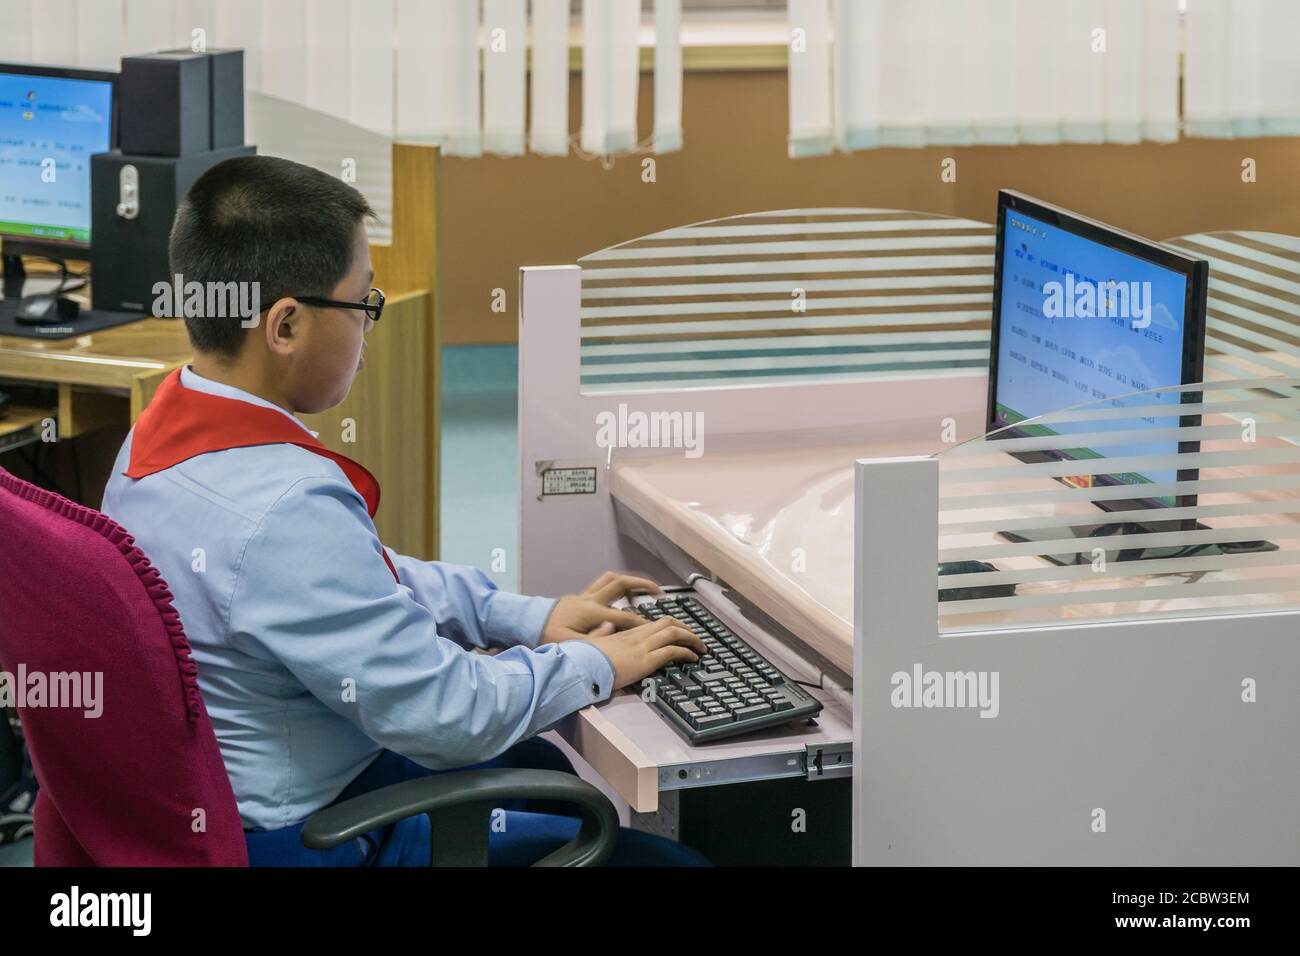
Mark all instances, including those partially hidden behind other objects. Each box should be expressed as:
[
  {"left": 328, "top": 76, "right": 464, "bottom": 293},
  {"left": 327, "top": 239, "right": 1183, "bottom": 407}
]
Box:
[
  {"left": 0, "top": 0, "right": 685, "bottom": 156},
  {"left": 793, "top": 0, "right": 1300, "bottom": 156},
  {"left": 1184, "top": 0, "right": 1300, "bottom": 137},
  {"left": 0, "top": 0, "right": 686, "bottom": 238},
  {"left": 531, "top": 0, "right": 572, "bottom": 155},
  {"left": 581, "top": 0, "right": 642, "bottom": 156}
]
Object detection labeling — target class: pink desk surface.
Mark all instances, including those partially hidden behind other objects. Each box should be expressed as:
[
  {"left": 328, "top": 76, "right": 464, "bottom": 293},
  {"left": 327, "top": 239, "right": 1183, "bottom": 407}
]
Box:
[
  {"left": 611, "top": 427, "right": 1300, "bottom": 667},
  {"left": 610, "top": 438, "right": 940, "bottom": 675}
]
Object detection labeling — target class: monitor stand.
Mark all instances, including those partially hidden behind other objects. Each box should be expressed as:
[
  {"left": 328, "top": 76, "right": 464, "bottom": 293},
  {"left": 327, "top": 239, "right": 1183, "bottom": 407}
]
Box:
[
  {"left": 2, "top": 253, "right": 25, "bottom": 301},
  {"left": 999, "top": 520, "right": 1277, "bottom": 567}
]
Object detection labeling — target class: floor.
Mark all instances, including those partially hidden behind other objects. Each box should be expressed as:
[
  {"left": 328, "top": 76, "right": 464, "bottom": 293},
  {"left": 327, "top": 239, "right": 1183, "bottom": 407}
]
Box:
[
  {"left": 0, "top": 344, "right": 523, "bottom": 867},
  {"left": 0, "top": 833, "right": 29, "bottom": 866}
]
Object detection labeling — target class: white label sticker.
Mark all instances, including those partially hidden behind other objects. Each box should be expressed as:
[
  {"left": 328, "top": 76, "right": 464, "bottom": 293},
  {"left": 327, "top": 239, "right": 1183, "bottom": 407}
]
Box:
[{"left": 542, "top": 467, "right": 597, "bottom": 496}]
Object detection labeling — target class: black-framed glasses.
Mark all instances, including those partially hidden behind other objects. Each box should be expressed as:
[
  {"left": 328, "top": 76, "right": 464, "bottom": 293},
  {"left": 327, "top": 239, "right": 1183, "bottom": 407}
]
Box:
[{"left": 293, "top": 287, "right": 386, "bottom": 323}]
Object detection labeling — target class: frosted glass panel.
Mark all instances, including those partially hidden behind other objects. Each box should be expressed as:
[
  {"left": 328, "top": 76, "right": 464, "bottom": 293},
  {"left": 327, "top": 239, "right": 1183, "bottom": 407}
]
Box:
[
  {"left": 1164, "top": 231, "right": 1300, "bottom": 384},
  {"left": 245, "top": 92, "right": 393, "bottom": 245},
  {"left": 935, "top": 377, "right": 1300, "bottom": 633},
  {"left": 578, "top": 208, "right": 995, "bottom": 394}
]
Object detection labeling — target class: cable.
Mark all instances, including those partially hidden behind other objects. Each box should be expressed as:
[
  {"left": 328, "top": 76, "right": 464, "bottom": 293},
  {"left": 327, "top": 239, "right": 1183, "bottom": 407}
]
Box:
[
  {"left": 70, "top": 438, "right": 83, "bottom": 505},
  {"left": 566, "top": 132, "right": 660, "bottom": 170},
  {"left": 1082, "top": 521, "right": 1221, "bottom": 564},
  {"left": 15, "top": 255, "right": 89, "bottom": 296}
]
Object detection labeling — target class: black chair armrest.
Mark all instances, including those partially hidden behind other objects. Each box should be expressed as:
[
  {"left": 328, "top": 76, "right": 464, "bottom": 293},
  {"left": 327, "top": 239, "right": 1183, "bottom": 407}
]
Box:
[{"left": 301, "top": 767, "right": 619, "bottom": 867}]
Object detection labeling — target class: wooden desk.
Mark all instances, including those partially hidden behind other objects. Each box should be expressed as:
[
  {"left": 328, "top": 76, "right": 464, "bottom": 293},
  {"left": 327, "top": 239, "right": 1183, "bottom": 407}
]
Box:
[
  {"left": 0, "top": 289, "right": 437, "bottom": 559},
  {"left": 0, "top": 317, "right": 189, "bottom": 390}
]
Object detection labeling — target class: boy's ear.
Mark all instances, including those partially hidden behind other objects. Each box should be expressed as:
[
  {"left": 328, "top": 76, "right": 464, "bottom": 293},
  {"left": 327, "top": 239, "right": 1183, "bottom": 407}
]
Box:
[{"left": 264, "top": 298, "right": 300, "bottom": 356}]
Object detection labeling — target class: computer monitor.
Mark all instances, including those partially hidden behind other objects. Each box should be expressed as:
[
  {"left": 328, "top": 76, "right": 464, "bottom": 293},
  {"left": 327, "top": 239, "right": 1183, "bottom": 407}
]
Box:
[
  {"left": 988, "top": 190, "right": 1208, "bottom": 516},
  {"left": 0, "top": 62, "right": 117, "bottom": 259}
]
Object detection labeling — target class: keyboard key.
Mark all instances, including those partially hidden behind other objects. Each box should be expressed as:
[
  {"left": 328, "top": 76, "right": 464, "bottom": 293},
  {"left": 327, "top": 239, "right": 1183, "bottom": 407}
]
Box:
[
  {"left": 694, "top": 670, "right": 731, "bottom": 684},
  {"left": 668, "top": 670, "right": 696, "bottom": 692},
  {"left": 734, "top": 703, "right": 773, "bottom": 719},
  {"left": 694, "top": 713, "right": 734, "bottom": 730}
]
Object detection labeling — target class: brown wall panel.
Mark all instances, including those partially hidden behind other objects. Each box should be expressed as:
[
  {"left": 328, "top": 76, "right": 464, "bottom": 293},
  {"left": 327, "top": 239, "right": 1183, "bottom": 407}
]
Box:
[{"left": 440, "top": 70, "right": 1300, "bottom": 346}]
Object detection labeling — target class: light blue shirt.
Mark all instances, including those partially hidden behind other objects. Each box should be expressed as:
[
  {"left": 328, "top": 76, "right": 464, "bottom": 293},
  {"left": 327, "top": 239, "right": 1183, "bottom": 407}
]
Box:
[{"left": 102, "top": 367, "right": 614, "bottom": 830}]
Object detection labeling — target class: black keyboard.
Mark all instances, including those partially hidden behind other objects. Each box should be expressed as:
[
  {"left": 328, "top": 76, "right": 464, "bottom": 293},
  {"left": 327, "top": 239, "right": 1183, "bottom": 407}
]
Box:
[{"left": 634, "top": 594, "right": 822, "bottom": 744}]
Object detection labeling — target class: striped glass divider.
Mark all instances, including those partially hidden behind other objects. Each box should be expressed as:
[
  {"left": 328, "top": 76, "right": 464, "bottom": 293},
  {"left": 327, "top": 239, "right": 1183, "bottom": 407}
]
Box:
[
  {"left": 578, "top": 208, "right": 995, "bottom": 393},
  {"left": 1164, "top": 231, "right": 1300, "bottom": 399},
  {"left": 934, "top": 377, "right": 1300, "bottom": 633}
]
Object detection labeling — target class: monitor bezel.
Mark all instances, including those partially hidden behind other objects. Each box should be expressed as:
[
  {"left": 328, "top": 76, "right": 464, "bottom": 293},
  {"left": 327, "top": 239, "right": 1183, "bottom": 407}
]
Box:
[
  {"left": 0, "top": 60, "right": 120, "bottom": 255},
  {"left": 986, "top": 189, "right": 1209, "bottom": 516}
]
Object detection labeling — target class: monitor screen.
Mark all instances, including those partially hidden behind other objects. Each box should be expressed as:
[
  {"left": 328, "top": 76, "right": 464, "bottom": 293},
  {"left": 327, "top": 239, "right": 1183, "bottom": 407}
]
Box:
[
  {"left": 989, "top": 192, "right": 1206, "bottom": 505},
  {"left": 0, "top": 68, "right": 115, "bottom": 247}
]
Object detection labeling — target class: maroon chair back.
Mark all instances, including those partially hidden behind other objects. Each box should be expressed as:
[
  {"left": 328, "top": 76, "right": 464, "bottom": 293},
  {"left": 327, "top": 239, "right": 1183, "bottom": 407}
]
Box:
[{"left": 0, "top": 467, "right": 246, "bottom": 865}]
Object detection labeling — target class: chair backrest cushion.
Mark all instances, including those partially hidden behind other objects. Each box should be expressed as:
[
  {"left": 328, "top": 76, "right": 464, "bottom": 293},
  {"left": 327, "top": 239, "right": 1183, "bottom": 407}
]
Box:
[{"left": 0, "top": 467, "right": 247, "bottom": 866}]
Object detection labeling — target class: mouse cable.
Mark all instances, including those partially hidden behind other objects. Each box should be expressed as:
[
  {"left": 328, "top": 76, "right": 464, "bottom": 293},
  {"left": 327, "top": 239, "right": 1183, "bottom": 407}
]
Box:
[{"left": 19, "top": 255, "right": 89, "bottom": 296}]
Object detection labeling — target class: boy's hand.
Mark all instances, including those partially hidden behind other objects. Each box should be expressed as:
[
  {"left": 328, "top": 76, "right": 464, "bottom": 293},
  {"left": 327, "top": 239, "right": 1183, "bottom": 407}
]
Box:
[
  {"left": 541, "top": 595, "right": 644, "bottom": 644},
  {"left": 582, "top": 571, "right": 663, "bottom": 605},
  {"left": 540, "top": 571, "right": 665, "bottom": 644},
  {"left": 584, "top": 618, "right": 706, "bottom": 690}
]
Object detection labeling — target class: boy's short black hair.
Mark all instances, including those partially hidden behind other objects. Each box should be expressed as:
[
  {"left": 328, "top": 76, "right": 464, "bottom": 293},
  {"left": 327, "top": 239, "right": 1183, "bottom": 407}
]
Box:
[{"left": 169, "top": 155, "right": 374, "bottom": 356}]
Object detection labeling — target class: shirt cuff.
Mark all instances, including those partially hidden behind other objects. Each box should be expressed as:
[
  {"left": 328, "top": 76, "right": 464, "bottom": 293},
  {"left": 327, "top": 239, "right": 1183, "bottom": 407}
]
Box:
[
  {"left": 485, "top": 592, "right": 558, "bottom": 648},
  {"left": 559, "top": 639, "right": 617, "bottom": 703}
]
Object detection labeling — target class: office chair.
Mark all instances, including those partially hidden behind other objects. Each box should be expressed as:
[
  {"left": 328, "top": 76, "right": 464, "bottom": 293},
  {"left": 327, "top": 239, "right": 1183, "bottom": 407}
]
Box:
[{"left": 0, "top": 467, "right": 619, "bottom": 866}]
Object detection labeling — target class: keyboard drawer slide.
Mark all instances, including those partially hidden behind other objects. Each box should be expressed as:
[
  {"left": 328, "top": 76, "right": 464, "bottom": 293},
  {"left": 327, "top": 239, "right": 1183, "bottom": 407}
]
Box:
[{"left": 557, "top": 583, "right": 853, "bottom": 813}]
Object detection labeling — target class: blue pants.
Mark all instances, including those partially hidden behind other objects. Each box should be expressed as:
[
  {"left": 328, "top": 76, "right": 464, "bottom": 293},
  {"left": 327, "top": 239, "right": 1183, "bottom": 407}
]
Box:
[{"left": 245, "top": 739, "right": 709, "bottom": 867}]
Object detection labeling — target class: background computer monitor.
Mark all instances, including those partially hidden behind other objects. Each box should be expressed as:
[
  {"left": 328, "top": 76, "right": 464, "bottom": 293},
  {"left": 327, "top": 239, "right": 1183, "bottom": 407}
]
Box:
[
  {"left": 987, "top": 190, "right": 1209, "bottom": 513},
  {"left": 0, "top": 62, "right": 118, "bottom": 260}
]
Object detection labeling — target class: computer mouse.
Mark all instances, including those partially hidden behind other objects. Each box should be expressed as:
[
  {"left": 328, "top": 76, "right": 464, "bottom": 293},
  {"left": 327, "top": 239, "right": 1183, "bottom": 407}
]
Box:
[
  {"left": 15, "top": 294, "right": 79, "bottom": 326},
  {"left": 937, "top": 560, "right": 1017, "bottom": 602}
]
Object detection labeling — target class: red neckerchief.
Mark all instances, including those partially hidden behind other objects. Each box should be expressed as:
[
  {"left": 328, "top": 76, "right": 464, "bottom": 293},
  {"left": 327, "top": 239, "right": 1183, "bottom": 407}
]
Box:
[{"left": 125, "top": 368, "right": 399, "bottom": 583}]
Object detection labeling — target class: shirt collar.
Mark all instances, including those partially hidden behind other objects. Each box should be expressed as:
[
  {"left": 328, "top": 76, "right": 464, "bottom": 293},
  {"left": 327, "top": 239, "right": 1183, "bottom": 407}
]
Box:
[{"left": 179, "top": 365, "right": 317, "bottom": 436}]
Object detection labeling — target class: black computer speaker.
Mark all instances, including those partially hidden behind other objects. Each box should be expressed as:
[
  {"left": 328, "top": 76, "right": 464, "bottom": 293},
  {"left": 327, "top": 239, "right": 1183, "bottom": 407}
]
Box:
[
  {"left": 119, "top": 52, "right": 212, "bottom": 156},
  {"left": 90, "top": 145, "right": 256, "bottom": 314},
  {"left": 162, "top": 47, "right": 246, "bottom": 150}
]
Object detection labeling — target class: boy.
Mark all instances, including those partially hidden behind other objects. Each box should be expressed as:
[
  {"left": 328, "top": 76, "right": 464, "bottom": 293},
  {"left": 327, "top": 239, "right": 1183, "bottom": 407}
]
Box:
[{"left": 102, "top": 156, "right": 706, "bottom": 866}]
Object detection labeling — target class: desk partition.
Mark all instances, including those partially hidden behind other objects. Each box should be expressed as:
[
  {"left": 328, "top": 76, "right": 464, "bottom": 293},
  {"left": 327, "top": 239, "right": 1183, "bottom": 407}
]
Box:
[
  {"left": 521, "top": 208, "right": 995, "bottom": 599},
  {"left": 526, "top": 213, "right": 1300, "bottom": 863},
  {"left": 934, "top": 378, "right": 1300, "bottom": 633},
  {"left": 854, "top": 376, "right": 1300, "bottom": 865},
  {"left": 1165, "top": 230, "right": 1300, "bottom": 383}
]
